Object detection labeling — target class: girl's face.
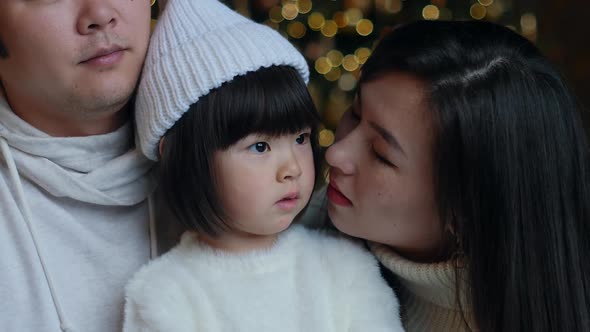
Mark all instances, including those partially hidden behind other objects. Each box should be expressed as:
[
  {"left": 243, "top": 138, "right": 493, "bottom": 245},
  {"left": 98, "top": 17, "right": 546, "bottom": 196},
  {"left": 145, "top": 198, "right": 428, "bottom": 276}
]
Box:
[
  {"left": 209, "top": 130, "right": 315, "bottom": 251},
  {"left": 326, "top": 72, "right": 445, "bottom": 262}
]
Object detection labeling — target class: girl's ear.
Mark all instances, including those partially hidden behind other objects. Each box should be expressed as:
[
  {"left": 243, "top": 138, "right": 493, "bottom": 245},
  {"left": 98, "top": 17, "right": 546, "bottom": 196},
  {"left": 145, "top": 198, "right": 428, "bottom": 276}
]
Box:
[{"left": 159, "top": 137, "right": 165, "bottom": 158}]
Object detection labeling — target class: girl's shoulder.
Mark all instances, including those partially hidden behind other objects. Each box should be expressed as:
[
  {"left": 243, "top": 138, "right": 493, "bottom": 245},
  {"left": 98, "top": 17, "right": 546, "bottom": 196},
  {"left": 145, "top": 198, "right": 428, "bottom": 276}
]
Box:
[
  {"left": 124, "top": 232, "right": 204, "bottom": 304},
  {"left": 292, "top": 225, "right": 380, "bottom": 272}
]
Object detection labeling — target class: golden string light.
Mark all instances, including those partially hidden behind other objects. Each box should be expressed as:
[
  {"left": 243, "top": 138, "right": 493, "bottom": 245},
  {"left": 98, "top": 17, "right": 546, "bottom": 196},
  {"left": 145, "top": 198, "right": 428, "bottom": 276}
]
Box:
[
  {"left": 315, "top": 57, "right": 333, "bottom": 74},
  {"left": 319, "top": 129, "right": 336, "bottom": 147},
  {"left": 470, "top": 3, "right": 487, "bottom": 20},
  {"left": 342, "top": 54, "right": 359, "bottom": 72},
  {"left": 321, "top": 20, "right": 338, "bottom": 37},
  {"left": 356, "top": 19, "right": 374, "bottom": 36},
  {"left": 298, "top": 0, "right": 313, "bottom": 14},
  {"left": 327, "top": 50, "right": 344, "bottom": 67},
  {"left": 287, "top": 21, "right": 307, "bottom": 39},
  {"left": 308, "top": 12, "right": 325, "bottom": 30},
  {"left": 282, "top": 3, "right": 299, "bottom": 20},
  {"left": 422, "top": 5, "right": 440, "bottom": 20}
]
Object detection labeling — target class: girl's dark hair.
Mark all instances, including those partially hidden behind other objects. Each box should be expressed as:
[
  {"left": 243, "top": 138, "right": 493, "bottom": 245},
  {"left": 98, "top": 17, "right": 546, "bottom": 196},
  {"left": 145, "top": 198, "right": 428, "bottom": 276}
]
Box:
[
  {"left": 159, "top": 65, "right": 320, "bottom": 236},
  {"left": 361, "top": 20, "right": 590, "bottom": 331}
]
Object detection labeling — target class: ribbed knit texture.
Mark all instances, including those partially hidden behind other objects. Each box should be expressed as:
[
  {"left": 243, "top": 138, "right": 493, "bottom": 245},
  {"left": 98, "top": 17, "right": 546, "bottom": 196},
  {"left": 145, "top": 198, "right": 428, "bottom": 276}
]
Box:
[
  {"left": 135, "top": 0, "right": 309, "bottom": 160},
  {"left": 369, "top": 242, "right": 477, "bottom": 332}
]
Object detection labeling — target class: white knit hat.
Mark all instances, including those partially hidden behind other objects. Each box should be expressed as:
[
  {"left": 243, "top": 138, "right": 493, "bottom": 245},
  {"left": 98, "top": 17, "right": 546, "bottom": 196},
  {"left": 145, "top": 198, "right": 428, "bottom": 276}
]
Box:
[{"left": 136, "top": 0, "right": 309, "bottom": 160}]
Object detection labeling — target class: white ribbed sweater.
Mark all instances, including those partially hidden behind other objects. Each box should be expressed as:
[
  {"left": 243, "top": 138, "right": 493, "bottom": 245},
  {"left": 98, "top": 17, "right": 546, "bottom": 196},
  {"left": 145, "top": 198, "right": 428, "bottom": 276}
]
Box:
[{"left": 369, "top": 242, "right": 477, "bottom": 332}]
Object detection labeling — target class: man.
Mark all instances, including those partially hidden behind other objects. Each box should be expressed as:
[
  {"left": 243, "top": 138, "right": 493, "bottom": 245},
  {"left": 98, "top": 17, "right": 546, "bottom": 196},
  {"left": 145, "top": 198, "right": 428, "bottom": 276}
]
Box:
[{"left": 0, "top": 1, "right": 163, "bottom": 331}]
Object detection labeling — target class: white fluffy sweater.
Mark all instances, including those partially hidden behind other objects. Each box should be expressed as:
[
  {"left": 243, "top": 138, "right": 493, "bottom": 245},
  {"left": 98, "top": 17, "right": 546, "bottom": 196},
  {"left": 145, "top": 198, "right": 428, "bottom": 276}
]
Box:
[{"left": 123, "top": 225, "right": 404, "bottom": 332}]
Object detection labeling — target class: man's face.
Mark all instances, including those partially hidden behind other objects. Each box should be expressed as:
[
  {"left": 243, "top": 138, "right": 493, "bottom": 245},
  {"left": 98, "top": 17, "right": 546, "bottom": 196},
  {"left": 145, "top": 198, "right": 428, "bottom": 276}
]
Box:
[{"left": 0, "top": 0, "right": 151, "bottom": 130}]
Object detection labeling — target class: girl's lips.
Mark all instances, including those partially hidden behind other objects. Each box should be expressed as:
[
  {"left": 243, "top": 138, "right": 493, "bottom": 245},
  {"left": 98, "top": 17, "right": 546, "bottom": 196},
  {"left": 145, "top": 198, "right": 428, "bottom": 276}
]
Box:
[
  {"left": 276, "top": 197, "right": 299, "bottom": 211},
  {"left": 327, "top": 183, "right": 352, "bottom": 207},
  {"left": 276, "top": 192, "right": 300, "bottom": 211}
]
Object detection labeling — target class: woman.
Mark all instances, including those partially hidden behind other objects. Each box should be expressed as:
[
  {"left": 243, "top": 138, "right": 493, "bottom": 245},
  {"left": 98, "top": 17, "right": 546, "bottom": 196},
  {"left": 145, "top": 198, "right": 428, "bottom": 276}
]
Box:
[{"left": 325, "top": 20, "right": 590, "bottom": 331}]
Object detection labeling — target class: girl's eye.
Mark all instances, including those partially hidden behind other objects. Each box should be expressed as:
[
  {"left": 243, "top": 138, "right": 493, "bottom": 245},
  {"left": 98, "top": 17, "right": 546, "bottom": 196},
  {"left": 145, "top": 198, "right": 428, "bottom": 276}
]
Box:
[
  {"left": 295, "top": 133, "right": 310, "bottom": 145},
  {"left": 249, "top": 142, "right": 270, "bottom": 153}
]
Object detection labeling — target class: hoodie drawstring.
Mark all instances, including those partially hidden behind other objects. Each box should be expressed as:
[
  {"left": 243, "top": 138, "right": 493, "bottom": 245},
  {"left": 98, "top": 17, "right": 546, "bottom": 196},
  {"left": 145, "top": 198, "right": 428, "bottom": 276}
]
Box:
[
  {"left": 0, "top": 137, "right": 74, "bottom": 332},
  {"left": 148, "top": 194, "right": 158, "bottom": 259}
]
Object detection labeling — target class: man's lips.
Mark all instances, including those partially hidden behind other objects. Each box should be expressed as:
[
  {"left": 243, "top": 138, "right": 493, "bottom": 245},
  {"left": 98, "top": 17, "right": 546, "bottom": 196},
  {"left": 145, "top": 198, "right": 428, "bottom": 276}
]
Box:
[
  {"left": 79, "top": 46, "right": 126, "bottom": 66},
  {"left": 327, "top": 177, "right": 352, "bottom": 207}
]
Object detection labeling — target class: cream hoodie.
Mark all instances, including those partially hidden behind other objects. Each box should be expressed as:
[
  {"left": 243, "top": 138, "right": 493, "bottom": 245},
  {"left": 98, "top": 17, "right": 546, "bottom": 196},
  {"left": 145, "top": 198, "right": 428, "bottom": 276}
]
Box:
[{"left": 0, "top": 97, "right": 157, "bottom": 332}]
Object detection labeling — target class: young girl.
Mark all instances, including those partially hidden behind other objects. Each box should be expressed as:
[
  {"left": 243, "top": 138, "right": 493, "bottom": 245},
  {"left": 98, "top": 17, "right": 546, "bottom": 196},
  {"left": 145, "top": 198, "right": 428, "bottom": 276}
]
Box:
[{"left": 123, "top": 0, "right": 404, "bottom": 331}]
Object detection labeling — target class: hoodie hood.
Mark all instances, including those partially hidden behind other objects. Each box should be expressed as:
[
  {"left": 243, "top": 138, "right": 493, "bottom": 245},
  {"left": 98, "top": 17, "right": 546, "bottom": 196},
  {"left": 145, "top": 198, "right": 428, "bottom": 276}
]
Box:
[{"left": 0, "top": 97, "right": 155, "bottom": 206}]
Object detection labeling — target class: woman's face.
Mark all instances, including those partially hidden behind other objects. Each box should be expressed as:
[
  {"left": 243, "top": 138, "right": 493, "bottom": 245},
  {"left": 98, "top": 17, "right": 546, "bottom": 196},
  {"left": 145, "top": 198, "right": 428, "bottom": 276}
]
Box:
[{"left": 326, "top": 72, "right": 445, "bottom": 261}]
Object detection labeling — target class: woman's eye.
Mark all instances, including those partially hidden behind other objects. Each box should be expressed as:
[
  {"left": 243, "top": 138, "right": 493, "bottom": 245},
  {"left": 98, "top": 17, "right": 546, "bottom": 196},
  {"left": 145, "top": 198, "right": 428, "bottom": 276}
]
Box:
[
  {"left": 373, "top": 150, "right": 395, "bottom": 167},
  {"left": 248, "top": 142, "right": 269, "bottom": 153},
  {"left": 295, "top": 133, "right": 310, "bottom": 145}
]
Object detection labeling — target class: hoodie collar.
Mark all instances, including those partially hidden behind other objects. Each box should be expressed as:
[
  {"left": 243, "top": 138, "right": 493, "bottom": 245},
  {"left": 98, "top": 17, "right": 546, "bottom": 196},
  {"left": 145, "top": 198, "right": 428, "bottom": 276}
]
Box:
[{"left": 0, "top": 96, "right": 155, "bottom": 206}]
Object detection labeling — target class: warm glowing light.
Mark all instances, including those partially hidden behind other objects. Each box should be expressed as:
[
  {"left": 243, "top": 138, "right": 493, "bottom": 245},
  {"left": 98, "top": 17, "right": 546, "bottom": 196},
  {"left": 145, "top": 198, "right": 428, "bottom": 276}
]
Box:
[
  {"left": 342, "top": 54, "right": 359, "bottom": 72},
  {"left": 470, "top": 3, "right": 486, "bottom": 20},
  {"left": 324, "top": 67, "right": 342, "bottom": 82},
  {"left": 333, "top": 11, "right": 349, "bottom": 28},
  {"left": 287, "top": 21, "right": 306, "bottom": 39},
  {"left": 486, "top": 1, "right": 504, "bottom": 19},
  {"left": 319, "top": 129, "right": 335, "bottom": 147},
  {"left": 269, "top": 6, "right": 284, "bottom": 23},
  {"left": 385, "top": 0, "right": 403, "bottom": 13},
  {"left": 478, "top": 0, "right": 494, "bottom": 6},
  {"left": 298, "top": 0, "right": 313, "bottom": 14},
  {"left": 346, "top": 8, "right": 363, "bottom": 25},
  {"left": 282, "top": 3, "right": 299, "bottom": 20},
  {"left": 308, "top": 12, "right": 325, "bottom": 30},
  {"left": 315, "top": 57, "right": 333, "bottom": 74},
  {"left": 327, "top": 50, "right": 344, "bottom": 67},
  {"left": 356, "top": 19, "right": 374, "bottom": 36},
  {"left": 354, "top": 47, "right": 371, "bottom": 64},
  {"left": 520, "top": 13, "right": 537, "bottom": 34},
  {"left": 338, "top": 73, "right": 357, "bottom": 91},
  {"left": 422, "top": 5, "right": 440, "bottom": 20},
  {"left": 321, "top": 20, "right": 338, "bottom": 37}
]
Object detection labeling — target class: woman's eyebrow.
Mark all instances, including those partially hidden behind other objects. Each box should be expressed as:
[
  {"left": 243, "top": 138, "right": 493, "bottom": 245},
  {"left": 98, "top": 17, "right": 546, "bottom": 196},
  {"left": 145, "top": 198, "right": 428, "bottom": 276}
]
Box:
[{"left": 369, "top": 121, "right": 406, "bottom": 157}]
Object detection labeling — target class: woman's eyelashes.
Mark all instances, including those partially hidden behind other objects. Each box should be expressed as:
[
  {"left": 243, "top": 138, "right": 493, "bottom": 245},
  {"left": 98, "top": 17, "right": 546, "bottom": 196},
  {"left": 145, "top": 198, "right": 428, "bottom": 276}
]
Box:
[{"left": 373, "top": 148, "right": 396, "bottom": 168}]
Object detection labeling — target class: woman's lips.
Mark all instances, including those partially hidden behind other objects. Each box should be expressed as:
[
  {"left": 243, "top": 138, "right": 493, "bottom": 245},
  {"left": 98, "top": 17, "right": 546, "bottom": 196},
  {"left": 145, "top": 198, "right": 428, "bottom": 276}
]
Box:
[{"left": 327, "top": 182, "right": 352, "bottom": 207}]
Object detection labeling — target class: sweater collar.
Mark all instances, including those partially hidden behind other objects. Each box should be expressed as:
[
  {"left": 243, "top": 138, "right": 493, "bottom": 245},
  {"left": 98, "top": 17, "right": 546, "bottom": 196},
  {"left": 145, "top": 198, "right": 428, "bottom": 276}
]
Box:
[{"left": 368, "top": 241, "right": 470, "bottom": 311}]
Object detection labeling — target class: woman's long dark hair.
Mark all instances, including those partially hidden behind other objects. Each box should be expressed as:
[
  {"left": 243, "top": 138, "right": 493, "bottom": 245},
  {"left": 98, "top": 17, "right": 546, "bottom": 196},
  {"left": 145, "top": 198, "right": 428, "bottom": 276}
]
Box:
[{"left": 361, "top": 20, "right": 590, "bottom": 331}]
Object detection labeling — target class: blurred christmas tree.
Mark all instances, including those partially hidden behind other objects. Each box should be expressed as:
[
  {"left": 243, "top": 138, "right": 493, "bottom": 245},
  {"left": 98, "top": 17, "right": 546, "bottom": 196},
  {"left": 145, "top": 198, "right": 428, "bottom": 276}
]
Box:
[{"left": 217, "top": 0, "right": 538, "bottom": 147}]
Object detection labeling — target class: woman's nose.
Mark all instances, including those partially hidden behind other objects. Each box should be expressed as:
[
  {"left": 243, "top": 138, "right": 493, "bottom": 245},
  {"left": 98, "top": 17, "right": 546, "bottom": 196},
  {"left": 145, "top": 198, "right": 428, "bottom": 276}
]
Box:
[{"left": 325, "top": 131, "right": 357, "bottom": 175}]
